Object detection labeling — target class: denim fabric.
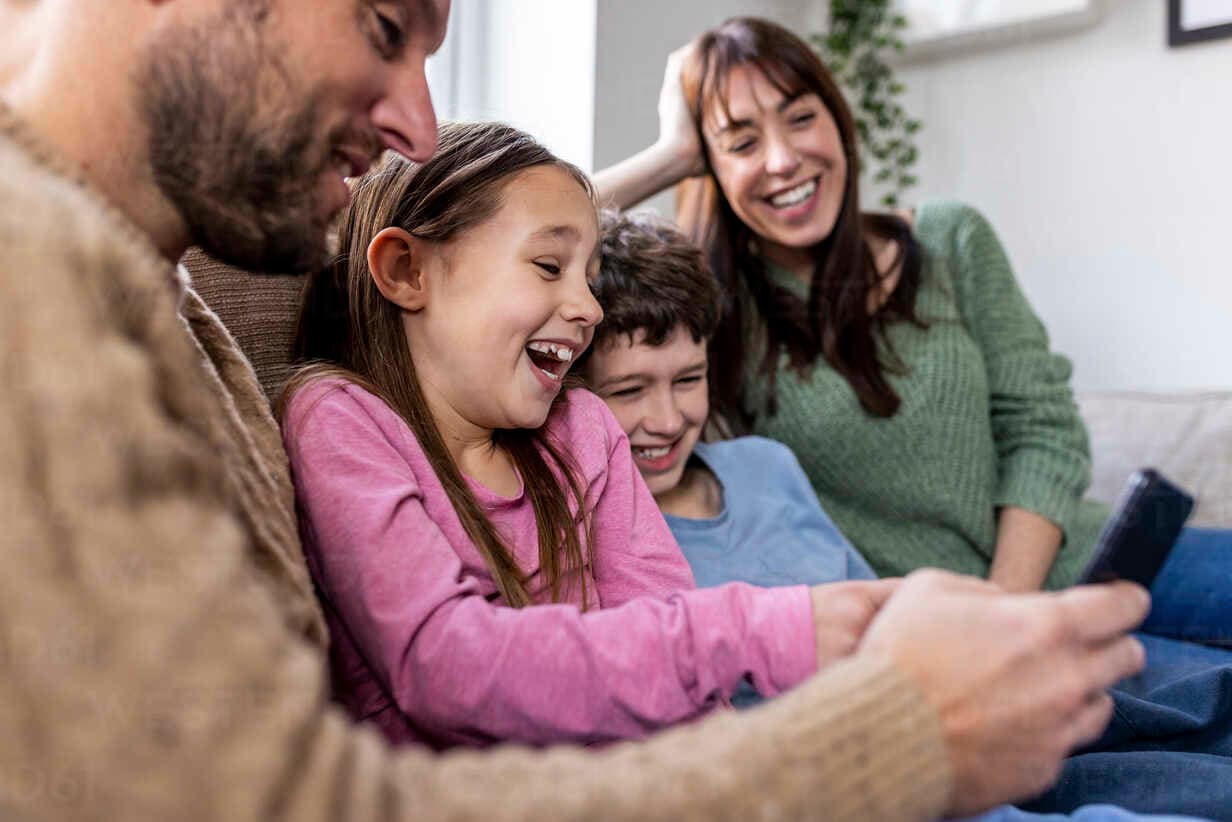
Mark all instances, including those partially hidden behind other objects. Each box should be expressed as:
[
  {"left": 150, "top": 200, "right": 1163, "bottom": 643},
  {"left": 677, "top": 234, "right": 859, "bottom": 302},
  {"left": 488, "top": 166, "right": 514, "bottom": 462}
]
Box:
[
  {"left": 1025, "top": 634, "right": 1232, "bottom": 819},
  {"left": 961, "top": 804, "right": 1208, "bottom": 822},
  {"left": 1141, "top": 528, "right": 1232, "bottom": 646}
]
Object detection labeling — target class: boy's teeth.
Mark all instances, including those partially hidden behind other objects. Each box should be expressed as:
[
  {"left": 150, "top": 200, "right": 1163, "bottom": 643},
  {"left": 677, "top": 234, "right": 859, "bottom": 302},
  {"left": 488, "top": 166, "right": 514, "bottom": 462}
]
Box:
[
  {"left": 769, "top": 179, "right": 817, "bottom": 208},
  {"left": 634, "top": 446, "right": 671, "bottom": 459}
]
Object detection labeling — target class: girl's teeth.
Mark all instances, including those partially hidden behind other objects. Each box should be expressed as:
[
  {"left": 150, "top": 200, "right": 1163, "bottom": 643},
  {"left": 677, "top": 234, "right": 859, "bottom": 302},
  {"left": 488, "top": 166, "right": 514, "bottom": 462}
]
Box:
[
  {"left": 539, "top": 367, "right": 560, "bottom": 381},
  {"left": 528, "top": 342, "right": 574, "bottom": 362}
]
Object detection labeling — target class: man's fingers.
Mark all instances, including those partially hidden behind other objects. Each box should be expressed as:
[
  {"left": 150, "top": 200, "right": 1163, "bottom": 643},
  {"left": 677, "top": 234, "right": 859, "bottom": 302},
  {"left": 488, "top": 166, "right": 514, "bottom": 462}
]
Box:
[
  {"left": 861, "top": 578, "right": 903, "bottom": 608},
  {"left": 1082, "top": 634, "right": 1147, "bottom": 692},
  {"left": 1067, "top": 691, "right": 1116, "bottom": 751},
  {"left": 1055, "top": 582, "right": 1151, "bottom": 643}
]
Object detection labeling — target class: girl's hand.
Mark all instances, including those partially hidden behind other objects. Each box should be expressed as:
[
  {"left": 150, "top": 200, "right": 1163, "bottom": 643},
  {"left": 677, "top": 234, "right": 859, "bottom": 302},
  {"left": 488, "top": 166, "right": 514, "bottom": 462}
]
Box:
[
  {"left": 654, "top": 42, "right": 706, "bottom": 180},
  {"left": 808, "top": 578, "right": 902, "bottom": 669}
]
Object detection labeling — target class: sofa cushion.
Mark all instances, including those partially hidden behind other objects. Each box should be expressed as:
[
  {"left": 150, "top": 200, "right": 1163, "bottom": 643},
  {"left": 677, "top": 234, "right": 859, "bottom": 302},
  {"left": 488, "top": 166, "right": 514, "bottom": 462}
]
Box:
[
  {"left": 181, "top": 248, "right": 305, "bottom": 403},
  {"left": 1078, "top": 391, "right": 1232, "bottom": 528}
]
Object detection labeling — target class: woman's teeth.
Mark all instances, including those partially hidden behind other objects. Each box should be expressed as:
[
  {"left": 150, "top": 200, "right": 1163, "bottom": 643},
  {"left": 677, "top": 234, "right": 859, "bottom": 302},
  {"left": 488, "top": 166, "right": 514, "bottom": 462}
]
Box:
[
  {"left": 633, "top": 445, "right": 672, "bottom": 459},
  {"left": 769, "top": 179, "right": 817, "bottom": 208}
]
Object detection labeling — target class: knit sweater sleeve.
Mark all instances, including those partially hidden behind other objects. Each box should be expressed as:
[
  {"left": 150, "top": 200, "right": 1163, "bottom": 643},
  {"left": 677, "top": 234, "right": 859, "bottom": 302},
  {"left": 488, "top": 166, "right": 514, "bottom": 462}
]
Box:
[
  {"left": 0, "top": 127, "right": 951, "bottom": 821},
  {"left": 284, "top": 384, "right": 816, "bottom": 747},
  {"left": 943, "top": 202, "right": 1092, "bottom": 538}
]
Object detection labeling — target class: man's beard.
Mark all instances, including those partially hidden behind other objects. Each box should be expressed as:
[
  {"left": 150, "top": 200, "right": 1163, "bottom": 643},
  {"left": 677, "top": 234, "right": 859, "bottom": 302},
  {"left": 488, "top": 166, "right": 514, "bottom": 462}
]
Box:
[{"left": 138, "top": 4, "right": 344, "bottom": 273}]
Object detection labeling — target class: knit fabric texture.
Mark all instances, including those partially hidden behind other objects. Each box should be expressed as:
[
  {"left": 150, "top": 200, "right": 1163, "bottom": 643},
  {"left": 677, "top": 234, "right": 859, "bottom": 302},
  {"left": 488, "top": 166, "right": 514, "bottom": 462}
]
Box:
[
  {"left": 743, "top": 201, "right": 1108, "bottom": 587},
  {"left": 0, "top": 102, "right": 952, "bottom": 821}
]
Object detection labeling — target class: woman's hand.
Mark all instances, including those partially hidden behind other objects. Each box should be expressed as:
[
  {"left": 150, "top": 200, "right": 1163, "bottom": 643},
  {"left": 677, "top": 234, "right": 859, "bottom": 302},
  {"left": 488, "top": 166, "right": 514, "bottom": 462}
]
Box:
[
  {"left": 591, "top": 41, "right": 707, "bottom": 210},
  {"left": 654, "top": 42, "right": 706, "bottom": 180},
  {"left": 808, "top": 578, "right": 902, "bottom": 669}
]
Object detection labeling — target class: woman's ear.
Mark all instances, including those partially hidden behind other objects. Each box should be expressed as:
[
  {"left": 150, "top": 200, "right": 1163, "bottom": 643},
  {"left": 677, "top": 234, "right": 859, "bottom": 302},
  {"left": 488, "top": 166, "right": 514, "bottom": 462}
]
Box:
[{"left": 367, "top": 227, "right": 430, "bottom": 311}]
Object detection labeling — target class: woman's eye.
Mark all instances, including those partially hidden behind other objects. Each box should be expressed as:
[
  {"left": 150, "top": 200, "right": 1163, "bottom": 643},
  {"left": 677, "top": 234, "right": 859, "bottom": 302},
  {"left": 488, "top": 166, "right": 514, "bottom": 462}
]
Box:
[
  {"left": 535, "top": 261, "right": 562, "bottom": 276},
  {"left": 790, "top": 112, "right": 816, "bottom": 126},
  {"left": 728, "top": 138, "right": 756, "bottom": 154}
]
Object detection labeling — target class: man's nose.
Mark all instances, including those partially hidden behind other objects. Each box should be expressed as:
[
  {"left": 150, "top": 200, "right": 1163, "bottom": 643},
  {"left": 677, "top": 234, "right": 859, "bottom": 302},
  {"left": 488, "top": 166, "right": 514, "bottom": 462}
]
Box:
[{"left": 371, "top": 62, "right": 439, "bottom": 162}]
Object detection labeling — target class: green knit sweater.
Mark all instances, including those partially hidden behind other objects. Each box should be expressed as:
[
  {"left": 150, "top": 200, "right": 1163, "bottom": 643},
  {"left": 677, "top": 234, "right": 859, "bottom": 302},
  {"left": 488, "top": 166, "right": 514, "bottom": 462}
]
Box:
[{"left": 742, "top": 200, "right": 1108, "bottom": 588}]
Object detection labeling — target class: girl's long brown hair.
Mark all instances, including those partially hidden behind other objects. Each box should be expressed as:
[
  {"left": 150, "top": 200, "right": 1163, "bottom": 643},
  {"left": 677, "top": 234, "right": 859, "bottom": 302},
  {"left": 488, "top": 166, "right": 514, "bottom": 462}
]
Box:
[
  {"left": 281, "top": 121, "right": 594, "bottom": 608},
  {"left": 676, "top": 17, "right": 926, "bottom": 421}
]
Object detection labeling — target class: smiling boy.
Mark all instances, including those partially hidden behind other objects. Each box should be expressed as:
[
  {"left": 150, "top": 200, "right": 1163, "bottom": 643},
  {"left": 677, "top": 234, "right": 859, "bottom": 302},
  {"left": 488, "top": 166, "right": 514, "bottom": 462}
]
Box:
[{"left": 583, "top": 211, "right": 875, "bottom": 597}]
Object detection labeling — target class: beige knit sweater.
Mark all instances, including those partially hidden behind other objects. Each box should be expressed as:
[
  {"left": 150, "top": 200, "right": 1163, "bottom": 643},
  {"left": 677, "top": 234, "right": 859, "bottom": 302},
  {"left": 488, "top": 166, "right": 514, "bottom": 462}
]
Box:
[{"left": 0, "top": 104, "right": 950, "bottom": 822}]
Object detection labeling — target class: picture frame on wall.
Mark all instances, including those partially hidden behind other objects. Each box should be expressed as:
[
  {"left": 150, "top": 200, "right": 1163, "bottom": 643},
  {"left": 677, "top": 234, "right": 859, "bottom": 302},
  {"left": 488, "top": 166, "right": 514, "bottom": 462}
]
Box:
[{"left": 1168, "top": 0, "right": 1232, "bottom": 47}]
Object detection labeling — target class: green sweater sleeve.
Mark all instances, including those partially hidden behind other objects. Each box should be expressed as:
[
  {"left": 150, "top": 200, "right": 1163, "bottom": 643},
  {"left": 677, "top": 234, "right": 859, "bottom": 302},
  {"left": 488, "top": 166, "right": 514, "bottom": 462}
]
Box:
[{"left": 945, "top": 203, "right": 1092, "bottom": 541}]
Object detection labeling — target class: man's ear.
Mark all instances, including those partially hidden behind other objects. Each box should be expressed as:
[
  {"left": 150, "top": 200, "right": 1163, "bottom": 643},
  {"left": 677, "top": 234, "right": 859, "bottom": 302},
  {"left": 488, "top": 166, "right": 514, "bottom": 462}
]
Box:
[{"left": 367, "top": 227, "right": 429, "bottom": 311}]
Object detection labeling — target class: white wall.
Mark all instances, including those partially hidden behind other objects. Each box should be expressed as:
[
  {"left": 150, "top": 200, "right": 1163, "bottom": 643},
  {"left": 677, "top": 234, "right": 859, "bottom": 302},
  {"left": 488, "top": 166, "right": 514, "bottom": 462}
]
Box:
[
  {"left": 592, "top": 0, "right": 825, "bottom": 213},
  {"left": 428, "top": 0, "right": 598, "bottom": 170},
  {"left": 896, "top": 2, "right": 1232, "bottom": 391}
]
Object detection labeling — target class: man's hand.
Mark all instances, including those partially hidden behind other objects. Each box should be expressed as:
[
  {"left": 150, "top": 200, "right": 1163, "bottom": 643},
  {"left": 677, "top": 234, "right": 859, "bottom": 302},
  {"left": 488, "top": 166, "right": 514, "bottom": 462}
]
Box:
[
  {"left": 808, "top": 579, "right": 902, "bottom": 669},
  {"left": 858, "top": 570, "right": 1149, "bottom": 817}
]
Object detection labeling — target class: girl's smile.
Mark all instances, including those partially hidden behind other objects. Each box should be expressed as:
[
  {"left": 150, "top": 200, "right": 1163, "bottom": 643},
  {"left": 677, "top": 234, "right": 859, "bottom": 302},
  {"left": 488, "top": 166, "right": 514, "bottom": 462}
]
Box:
[{"left": 405, "top": 165, "right": 603, "bottom": 437}]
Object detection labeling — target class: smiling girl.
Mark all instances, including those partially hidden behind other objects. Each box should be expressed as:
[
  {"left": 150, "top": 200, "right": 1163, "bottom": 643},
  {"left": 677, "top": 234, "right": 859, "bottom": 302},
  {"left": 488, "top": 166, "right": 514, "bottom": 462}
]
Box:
[{"left": 278, "top": 121, "right": 870, "bottom": 750}]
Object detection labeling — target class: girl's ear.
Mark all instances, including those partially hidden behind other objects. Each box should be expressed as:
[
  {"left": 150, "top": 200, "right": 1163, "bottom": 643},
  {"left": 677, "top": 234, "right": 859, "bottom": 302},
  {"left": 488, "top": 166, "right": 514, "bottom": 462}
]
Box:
[{"left": 367, "top": 227, "right": 431, "bottom": 311}]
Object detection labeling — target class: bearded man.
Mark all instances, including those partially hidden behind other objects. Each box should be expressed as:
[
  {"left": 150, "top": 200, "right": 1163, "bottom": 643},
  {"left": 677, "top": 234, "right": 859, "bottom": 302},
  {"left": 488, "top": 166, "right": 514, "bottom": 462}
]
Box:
[{"left": 0, "top": 2, "right": 1151, "bottom": 820}]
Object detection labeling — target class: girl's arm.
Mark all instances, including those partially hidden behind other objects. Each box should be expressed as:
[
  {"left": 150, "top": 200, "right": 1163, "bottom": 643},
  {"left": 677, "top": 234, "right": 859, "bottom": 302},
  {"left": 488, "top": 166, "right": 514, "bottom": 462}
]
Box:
[
  {"left": 284, "top": 384, "right": 817, "bottom": 748},
  {"left": 592, "top": 43, "right": 705, "bottom": 211},
  {"left": 946, "top": 203, "right": 1092, "bottom": 591}
]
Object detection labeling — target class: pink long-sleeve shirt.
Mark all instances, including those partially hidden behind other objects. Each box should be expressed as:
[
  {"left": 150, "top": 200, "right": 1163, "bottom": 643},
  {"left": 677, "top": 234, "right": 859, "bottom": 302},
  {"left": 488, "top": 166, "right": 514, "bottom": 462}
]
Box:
[{"left": 283, "top": 380, "right": 816, "bottom": 749}]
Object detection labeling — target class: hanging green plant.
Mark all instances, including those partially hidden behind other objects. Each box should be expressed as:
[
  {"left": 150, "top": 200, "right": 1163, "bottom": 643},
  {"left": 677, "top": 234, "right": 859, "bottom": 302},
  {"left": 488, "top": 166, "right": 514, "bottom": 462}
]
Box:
[{"left": 811, "top": 0, "right": 922, "bottom": 208}]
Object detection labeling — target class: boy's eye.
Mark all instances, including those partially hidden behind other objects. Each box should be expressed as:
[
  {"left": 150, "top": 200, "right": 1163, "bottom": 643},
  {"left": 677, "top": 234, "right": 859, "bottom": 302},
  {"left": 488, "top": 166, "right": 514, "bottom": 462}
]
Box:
[{"left": 534, "top": 261, "right": 562, "bottom": 276}]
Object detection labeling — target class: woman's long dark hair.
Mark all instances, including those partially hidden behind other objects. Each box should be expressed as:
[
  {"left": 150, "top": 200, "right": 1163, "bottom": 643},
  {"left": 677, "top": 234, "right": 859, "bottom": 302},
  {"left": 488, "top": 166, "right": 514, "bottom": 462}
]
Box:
[
  {"left": 281, "top": 121, "right": 594, "bottom": 609},
  {"left": 676, "top": 17, "right": 926, "bottom": 421}
]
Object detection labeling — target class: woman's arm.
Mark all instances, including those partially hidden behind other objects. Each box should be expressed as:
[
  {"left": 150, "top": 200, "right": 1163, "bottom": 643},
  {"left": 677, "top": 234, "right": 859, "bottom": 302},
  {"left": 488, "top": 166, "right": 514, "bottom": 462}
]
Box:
[
  {"left": 592, "top": 43, "right": 705, "bottom": 211},
  {"left": 989, "top": 506, "right": 1063, "bottom": 592},
  {"left": 284, "top": 385, "right": 817, "bottom": 747},
  {"left": 946, "top": 204, "right": 1092, "bottom": 591}
]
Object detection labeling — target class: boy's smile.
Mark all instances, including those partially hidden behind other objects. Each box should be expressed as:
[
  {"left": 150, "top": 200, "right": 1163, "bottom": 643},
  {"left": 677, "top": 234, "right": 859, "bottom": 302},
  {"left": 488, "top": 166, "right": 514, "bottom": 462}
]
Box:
[{"left": 588, "top": 326, "right": 710, "bottom": 498}]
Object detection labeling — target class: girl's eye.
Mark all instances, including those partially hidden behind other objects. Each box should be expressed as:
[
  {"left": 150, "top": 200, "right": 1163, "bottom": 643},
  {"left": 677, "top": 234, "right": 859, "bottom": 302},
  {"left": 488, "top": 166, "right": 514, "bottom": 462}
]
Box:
[
  {"left": 535, "top": 261, "right": 562, "bottom": 276},
  {"left": 728, "top": 138, "right": 756, "bottom": 154},
  {"left": 790, "top": 111, "right": 816, "bottom": 126},
  {"left": 675, "top": 376, "right": 703, "bottom": 387},
  {"left": 609, "top": 386, "right": 642, "bottom": 398}
]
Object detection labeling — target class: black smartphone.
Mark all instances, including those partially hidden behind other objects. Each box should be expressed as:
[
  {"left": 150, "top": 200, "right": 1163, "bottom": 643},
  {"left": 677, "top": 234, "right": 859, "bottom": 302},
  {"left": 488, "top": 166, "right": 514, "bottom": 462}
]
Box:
[{"left": 1076, "top": 468, "right": 1195, "bottom": 587}]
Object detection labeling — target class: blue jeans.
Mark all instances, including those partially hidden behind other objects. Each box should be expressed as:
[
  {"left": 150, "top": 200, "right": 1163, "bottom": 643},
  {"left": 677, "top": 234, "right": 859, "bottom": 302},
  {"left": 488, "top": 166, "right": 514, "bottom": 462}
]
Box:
[
  {"left": 1024, "top": 633, "right": 1232, "bottom": 819},
  {"left": 1139, "top": 528, "right": 1232, "bottom": 645},
  {"left": 1020, "top": 528, "right": 1232, "bottom": 819},
  {"left": 962, "top": 805, "right": 1208, "bottom": 821}
]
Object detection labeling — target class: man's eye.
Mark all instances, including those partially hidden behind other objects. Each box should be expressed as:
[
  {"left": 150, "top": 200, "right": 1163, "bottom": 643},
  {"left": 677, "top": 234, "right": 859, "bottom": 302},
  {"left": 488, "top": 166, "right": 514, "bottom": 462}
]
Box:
[{"left": 373, "top": 11, "right": 406, "bottom": 55}]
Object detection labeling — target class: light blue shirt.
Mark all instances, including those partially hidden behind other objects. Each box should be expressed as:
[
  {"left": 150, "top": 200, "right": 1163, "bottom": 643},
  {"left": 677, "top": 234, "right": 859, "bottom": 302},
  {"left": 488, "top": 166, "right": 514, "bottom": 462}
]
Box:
[
  {"left": 664, "top": 437, "right": 875, "bottom": 590},
  {"left": 663, "top": 437, "right": 875, "bottom": 708}
]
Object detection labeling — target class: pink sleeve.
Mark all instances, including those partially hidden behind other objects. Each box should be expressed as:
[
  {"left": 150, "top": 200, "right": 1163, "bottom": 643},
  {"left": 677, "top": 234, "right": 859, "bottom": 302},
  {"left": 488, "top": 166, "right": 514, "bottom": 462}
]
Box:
[
  {"left": 285, "top": 384, "right": 817, "bottom": 747},
  {"left": 581, "top": 393, "right": 698, "bottom": 604}
]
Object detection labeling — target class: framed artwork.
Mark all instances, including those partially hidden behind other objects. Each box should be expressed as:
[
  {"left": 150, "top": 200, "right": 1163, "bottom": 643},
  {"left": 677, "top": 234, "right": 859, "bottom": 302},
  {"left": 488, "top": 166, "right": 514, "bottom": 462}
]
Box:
[{"left": 1169, "top": 0, "right": 1232, "bottom": 46}]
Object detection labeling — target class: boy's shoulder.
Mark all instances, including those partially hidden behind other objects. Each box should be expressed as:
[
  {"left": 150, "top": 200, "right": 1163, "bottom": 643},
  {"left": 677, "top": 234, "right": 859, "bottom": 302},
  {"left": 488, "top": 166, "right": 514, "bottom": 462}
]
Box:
[{"left": 696, "top": 436, "right": 800, "bottom": 476}]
